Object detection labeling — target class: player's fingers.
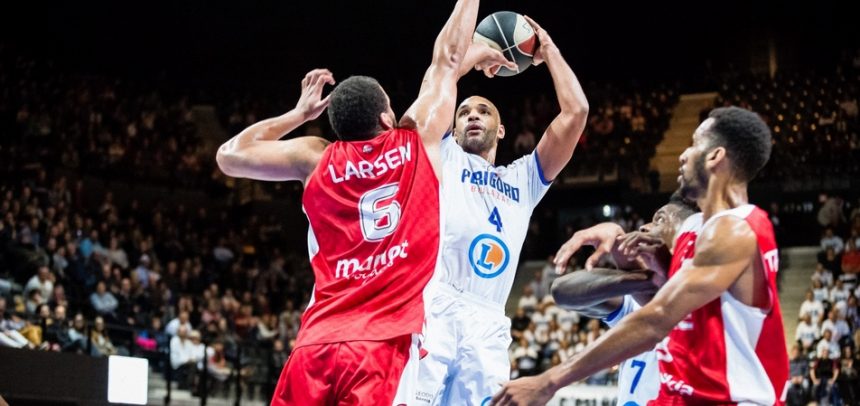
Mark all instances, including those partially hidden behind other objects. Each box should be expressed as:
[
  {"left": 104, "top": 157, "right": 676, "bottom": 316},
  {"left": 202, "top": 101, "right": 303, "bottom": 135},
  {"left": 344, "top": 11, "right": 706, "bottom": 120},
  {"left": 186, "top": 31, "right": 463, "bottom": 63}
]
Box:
[
  {"left": 319, "top": 94, "right": 332, "bottom": 108},
  {"left": 586, "top": 239, "right": 614, "bottom": 271},
  {"left": 554, "top": 243, "right": 578, "bottom": 274},
  {"left": 523, "top": 15, "right": 542, "bottom": 33}
]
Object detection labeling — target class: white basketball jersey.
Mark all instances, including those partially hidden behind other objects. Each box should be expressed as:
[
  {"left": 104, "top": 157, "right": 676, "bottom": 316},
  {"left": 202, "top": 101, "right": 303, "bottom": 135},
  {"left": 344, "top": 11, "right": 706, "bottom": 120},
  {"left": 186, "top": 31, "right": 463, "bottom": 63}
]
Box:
[
  {"left": 603, "top": 295, "right": 660, "bottom": 406},
  {"left": 437, "top": 134, "right": 550, "bottom": 306}
]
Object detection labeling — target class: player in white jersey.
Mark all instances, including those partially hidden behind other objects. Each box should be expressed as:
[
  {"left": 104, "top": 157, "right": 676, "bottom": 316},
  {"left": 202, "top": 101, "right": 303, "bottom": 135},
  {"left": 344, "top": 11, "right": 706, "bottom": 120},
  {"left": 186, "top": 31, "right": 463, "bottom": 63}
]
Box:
[
  {"left": 415, "top": 17, "right": 589, "bottom": 406},
  {"left": 550, "top": 194, "right": 699, "bottom": 406}
]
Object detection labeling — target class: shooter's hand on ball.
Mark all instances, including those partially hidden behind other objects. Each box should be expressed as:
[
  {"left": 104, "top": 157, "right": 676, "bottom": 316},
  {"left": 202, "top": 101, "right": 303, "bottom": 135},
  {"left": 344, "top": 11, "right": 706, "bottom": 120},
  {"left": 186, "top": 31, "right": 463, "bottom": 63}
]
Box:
[{"left": 523, "top": 15, "right": 554, "bottom": 66}]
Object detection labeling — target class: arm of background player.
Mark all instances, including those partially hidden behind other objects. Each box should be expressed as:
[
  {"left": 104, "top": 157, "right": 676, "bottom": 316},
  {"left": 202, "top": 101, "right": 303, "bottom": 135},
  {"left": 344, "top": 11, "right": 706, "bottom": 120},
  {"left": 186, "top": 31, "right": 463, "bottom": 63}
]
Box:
[
  {"left": 399, "top": 0, "right": 481, "bottom": 179},
  {"left": 550, "top": 268, "right": 657, "bottom": 318},
  {"left": 527, "top": 16, "right": 589, "bottom": 182},
  {"left": 491, "top": 216, "right": 757, "bottom": 406},
  {"left": 216, "top": 69, "right": 333, "bottom": 183}
]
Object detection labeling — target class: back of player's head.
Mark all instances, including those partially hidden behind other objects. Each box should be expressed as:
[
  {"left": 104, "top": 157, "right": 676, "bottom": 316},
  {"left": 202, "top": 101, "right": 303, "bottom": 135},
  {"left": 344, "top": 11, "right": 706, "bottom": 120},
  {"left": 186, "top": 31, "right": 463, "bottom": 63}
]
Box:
[
  {"left": 328, "top": 76, "right": 387, "bottom": 141},
  {"left": 668, "top": 190, "right": 699, "bottom": 220},
  {"left": 705, "top": 107, "right": 772, "bottom": 182}
]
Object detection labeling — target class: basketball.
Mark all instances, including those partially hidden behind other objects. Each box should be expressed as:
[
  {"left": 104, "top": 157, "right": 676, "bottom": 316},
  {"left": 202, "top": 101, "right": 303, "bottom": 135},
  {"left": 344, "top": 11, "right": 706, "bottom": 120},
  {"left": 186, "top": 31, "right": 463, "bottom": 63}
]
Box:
[{"left": 473, "top": 11, "right": 537, "bottom": 77}]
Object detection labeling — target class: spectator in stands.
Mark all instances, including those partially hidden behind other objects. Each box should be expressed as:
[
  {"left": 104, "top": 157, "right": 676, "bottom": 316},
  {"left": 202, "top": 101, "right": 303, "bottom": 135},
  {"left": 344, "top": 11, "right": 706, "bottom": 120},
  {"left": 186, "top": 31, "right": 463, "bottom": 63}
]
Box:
[
  {"left": 90, "top": 316, "right": 120, "bottom": 356},
  {"left": 822, "top": 227, "right": 846, "bottom": 256},
  {"left": 44, "top": 304, "right": 73, "bottom": 351},
  {"left": 169, "top": 325, "right": 196, "bottom": 390},
  {"left": 511, "top": 337, "right": 540, "bottom": 378},
  {"left": 818, "top": 330, "right": 842, "bottom": 359},
  {"left": 786, "top": 345, "right": 810, "bottom": 406},
  {"left": 818, "top": 195, "right": 846, "bottom": 229},
  {"left": 813, "top": 280, "right": 830, "bottom": 304},
  {"left": 24, "top": 289, "right": 43, "bottom": 315},
  {"left": 165, "top": 310, "right": 192, "bottom": 337},
  {"left": 821, "top": 248, "right": 842, "bottom": 279},
  {"left": 67, "top": 313, "right": 92, "bottom": 355},
  {"left": 510, "top": 307, "right": 530, "bottom": 342},
  {"left": 843, "top": 239, "right": 860, "bottom": 278},
  {"left": 90, "top": 281, "right": 118, "bottom": 318},
  {"left": 205, "top": 341, "right": 235, "bottom": 385},
  {"left": 838, "top": 345, "right": 860, "bottom": 405},
  {"left": 518, "top": 286, "right": 538, "bottom": 315},
  {"left": 0, "top": 297, "right": 32, "bottom": 349},
  {"left": 845, "top": 295, "right": 860, "bottom": 329},
  {"left": 829, "top": 280, "right": 852, "bottom": 306},
  {"left": 813, "top": 262, "right": 835, "bottom": 288},
  {"left": 812, "top": 346, "right": 840, "bottom": 405},
  {"left": 105, "top": 237, "right": 129, "bottom": 269},
  {"left": 256, "top": 312, "right": 279, "bottom": 347},
  {"left": 24, "top": 265, "right": 54, "bottom": 302},
  {"left": 134, "top": 255, "right": 153, "bottom": 289},
  {"left": 822, "top": 310, "right": 852, "bottom": 346}
]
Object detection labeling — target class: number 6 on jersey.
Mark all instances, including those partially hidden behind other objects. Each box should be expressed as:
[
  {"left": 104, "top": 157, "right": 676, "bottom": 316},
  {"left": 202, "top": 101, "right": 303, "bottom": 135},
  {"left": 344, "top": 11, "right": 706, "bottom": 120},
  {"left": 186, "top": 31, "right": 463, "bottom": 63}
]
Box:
[{"left": 359, "top": 183, "right": 401, "bottom": 242}]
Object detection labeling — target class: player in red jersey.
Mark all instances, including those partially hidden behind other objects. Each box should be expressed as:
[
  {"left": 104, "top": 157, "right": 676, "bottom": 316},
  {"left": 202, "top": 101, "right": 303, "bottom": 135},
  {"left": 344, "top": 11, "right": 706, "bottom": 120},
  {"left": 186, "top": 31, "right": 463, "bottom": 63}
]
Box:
[
  {"left": 215, "top": 1, "right": 513, "bottom": 404},
  {"left": 492, "top": 106, "right": 789, "bottom": 406}
]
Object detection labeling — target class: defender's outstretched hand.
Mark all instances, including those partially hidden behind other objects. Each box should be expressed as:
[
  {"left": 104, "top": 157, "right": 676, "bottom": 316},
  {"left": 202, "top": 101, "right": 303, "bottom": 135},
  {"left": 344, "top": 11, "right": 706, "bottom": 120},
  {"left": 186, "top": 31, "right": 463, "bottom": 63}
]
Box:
[{"left": 296, "top": 69, "right": 336, "bottom": 121}]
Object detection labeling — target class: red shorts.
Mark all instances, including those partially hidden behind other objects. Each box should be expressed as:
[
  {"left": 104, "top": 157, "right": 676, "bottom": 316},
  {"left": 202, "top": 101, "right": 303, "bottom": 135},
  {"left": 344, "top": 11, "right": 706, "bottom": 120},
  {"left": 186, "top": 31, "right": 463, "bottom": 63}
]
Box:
[{"left": 271, "top": 334, "right": 418, "bottom": 406}]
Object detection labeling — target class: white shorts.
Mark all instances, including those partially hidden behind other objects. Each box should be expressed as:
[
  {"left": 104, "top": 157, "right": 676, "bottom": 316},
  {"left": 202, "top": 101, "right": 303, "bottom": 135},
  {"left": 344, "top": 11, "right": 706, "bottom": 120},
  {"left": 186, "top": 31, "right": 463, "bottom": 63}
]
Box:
[{"left": 415, "top": 284, "right": 512, "bottom": 406}]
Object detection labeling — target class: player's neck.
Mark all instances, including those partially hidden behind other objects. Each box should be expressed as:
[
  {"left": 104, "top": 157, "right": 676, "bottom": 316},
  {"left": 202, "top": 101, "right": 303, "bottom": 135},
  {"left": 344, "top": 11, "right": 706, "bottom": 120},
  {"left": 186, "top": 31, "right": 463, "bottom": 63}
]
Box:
[
  {"left": 699, "top": 176, "right": 748, "bottom": 222},
  {"left": 477, "top": 147, "right": 497, "bottom": 165}
]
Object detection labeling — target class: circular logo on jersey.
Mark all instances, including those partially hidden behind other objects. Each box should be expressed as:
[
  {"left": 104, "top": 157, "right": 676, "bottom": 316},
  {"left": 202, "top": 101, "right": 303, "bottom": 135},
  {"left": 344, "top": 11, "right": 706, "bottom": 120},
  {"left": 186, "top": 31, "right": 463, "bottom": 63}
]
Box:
[{"left": 468, "top": 234, "right": 510, "bottom": 279}]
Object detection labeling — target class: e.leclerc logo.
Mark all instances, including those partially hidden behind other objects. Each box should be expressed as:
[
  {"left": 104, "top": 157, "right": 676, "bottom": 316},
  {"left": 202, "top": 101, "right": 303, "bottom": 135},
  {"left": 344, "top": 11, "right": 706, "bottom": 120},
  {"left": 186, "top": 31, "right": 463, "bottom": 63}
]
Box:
[{"left": 468, "top": 234, "right": 510, "bottom": 278}]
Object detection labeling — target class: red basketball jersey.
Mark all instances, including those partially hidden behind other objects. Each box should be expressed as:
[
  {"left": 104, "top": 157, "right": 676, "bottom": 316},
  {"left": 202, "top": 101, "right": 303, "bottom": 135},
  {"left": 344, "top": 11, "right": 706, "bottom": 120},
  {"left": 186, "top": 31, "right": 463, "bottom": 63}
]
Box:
[
  {"left": 296, "top": 129, "right": 440, "bottom": 348},
  {"left": 655, "top": 205, "right": 789, "bottom": 405}
]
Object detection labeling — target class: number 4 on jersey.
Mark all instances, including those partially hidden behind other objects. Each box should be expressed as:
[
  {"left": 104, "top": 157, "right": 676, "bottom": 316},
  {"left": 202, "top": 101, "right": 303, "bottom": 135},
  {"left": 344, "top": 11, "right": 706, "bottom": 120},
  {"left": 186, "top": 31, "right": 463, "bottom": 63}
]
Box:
[{"left": 488, "top": 207, "right": 503, "bottom": 232}]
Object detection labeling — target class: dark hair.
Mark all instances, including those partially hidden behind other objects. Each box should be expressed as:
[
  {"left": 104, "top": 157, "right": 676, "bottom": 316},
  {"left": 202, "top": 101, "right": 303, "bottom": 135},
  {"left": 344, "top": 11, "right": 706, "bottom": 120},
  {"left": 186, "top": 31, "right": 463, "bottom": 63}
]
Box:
[
  {"left": 706, "top": 106, "right": 772, "bottom": 181},
  {"left": 327, "top": 76, "right": 387, "bottom": 141},
  {"left": 668, "top": 190, "right": 699, "bottom": 219}
]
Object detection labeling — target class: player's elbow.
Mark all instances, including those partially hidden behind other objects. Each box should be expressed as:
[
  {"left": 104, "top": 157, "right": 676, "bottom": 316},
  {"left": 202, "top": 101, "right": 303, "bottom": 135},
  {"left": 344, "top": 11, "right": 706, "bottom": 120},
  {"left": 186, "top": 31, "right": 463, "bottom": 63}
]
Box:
[
  {"left": 216, "top": 146, "right": 241, "bottom": 178},
  {"left": 560, "top": 100, "right": 589, "bottom": 122},
  {"left": 432, "top": 44, "right": 465, "bottom": 72}
]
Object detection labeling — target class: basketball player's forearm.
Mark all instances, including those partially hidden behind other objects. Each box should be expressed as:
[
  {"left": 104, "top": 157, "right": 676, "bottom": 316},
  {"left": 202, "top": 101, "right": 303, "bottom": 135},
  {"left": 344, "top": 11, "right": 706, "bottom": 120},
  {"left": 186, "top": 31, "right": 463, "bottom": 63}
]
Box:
[
  {"left": 433, "top": 0, "right": 480, "bottom": 70},
  {"left": 545, "top": 308, "right": 668, "bottom": 390},
  {"left": 543, "top": 46, "right": 588, "bottom": 118},
  {"left": 219, "top": 109, "right": 308, "bottom": 157},
  {"left": 551, "top": 268, "right": 654, "bottom": 312}
]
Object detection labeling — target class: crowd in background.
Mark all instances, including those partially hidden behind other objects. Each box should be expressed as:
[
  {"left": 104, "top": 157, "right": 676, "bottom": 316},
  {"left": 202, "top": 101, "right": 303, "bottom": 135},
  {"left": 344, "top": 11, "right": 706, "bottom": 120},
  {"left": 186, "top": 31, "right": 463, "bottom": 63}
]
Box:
[
  {"left": 786, "top": 196, "right": 860, "bottom": 405},
  {"left": 716, "top": 52, "right": 860, "bottom": 189},
  {"left": 3, "top": 40, "right": 860, "bottom": 403}
]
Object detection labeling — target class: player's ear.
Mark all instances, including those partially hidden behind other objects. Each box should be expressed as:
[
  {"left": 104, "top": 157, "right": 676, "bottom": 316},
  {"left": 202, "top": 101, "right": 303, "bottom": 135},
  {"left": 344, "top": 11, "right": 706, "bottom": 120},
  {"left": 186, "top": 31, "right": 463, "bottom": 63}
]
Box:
[
  {"left": 380, "top": 112, "right": 395, "bottom": 130},
  {"left": 706, "top": 146, "right": 726, "bottom": 171},
  {"left": 497, "top": 124, "right": 506, "bottom": 140}
]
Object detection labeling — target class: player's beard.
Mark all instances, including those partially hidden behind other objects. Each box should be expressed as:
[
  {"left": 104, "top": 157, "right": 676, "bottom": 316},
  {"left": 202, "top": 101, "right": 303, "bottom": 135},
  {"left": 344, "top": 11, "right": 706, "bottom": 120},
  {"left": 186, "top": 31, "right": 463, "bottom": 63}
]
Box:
[
  {"left": 458, "top": 128, "right": 496, "bottom": 156},
  {"left": 679, "top": 153, "right": 708, "bottom": 201}
]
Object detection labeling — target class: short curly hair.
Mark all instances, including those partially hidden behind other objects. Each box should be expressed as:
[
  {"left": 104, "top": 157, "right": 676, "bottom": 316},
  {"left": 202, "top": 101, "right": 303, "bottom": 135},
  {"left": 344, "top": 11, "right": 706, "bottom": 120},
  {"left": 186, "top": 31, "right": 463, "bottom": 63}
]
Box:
[
  {"left": 327, "top": 76, "right": 387, "bottom": 141},
  {"left": 706, "top": 107, "right": 772, "bottom": 182}
]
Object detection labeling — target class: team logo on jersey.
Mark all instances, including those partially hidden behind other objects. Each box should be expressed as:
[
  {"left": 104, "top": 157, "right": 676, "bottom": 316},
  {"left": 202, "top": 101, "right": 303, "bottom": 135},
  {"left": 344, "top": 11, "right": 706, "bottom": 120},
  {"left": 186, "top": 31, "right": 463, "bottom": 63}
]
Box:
[{"left": 468, "top": 234, "right": 510, "bottom": 278}]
